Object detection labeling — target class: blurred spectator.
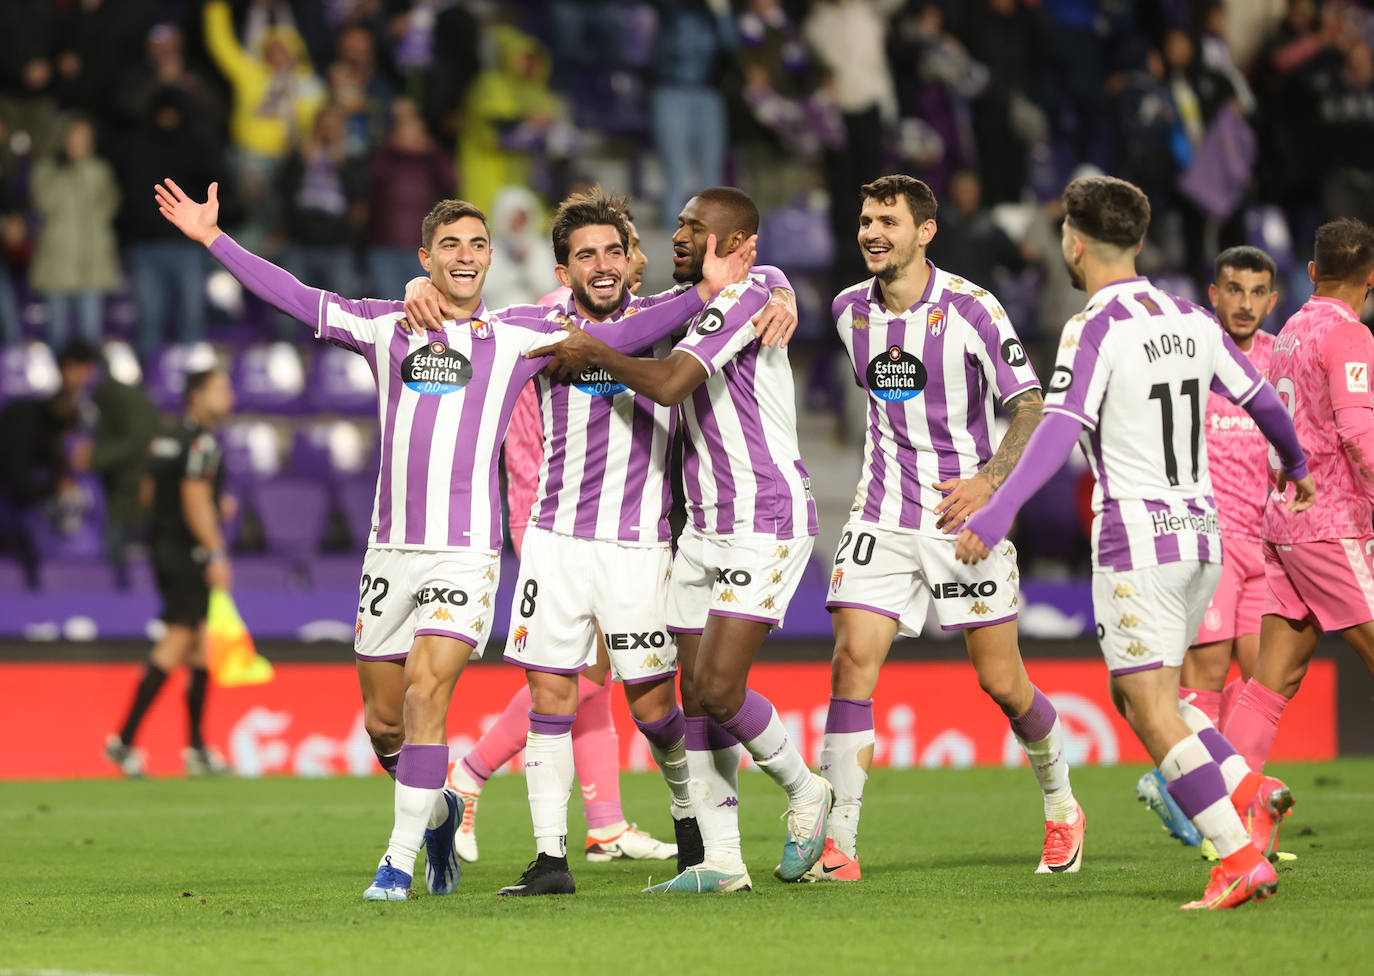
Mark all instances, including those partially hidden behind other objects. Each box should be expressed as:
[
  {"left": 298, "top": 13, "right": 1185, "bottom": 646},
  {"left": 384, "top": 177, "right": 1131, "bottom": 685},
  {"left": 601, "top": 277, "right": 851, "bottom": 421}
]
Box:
[
  {"left": 649, "top": 0, "right": 738, "bottom": 227},
  {"left": 0, "top": 0, "right": 61, "bottom": 156},
  {"left": 366, "top": 97, "right": 454, "bottom": 300},
  {"left": 0, "top": 340, "right": 99, "bottom": 587},
  {"left": 0, "top": 114, "right": 26, "bottom": 347},
  {"left": 959, "top": 0, "right": 1043, "bottom": 206},
  {"left": 91, "top": 361, "right": 160, "bottom": 587},
  {"left": 483, "top": 185, "right": 551, "bottom": 308},
  {"left": 50, "top": 0, "right": 163, "bottom": 125},
  {"left": 926, "top": 170, "right": 1031, "bottom": 292},
  {"left": 460, "top": 24, "right": 567, "bottom": 215},
  {"left": 1314, "top": 39, "right": 1374, "bottom": 227},
  {"left": 328, "top": 25, "right": 399, "bottom": 157},
  {"left": 117, "top": 22, "right": 229, "bottom": 135},
  {"left": 1111, "top": 43, "right": 1180, "bottom": 209},
  {"left": 280, "top": 105, "right": 368, "bottom": 305},
  {"left": 419, "top": 1, "right": 482, "bottom": 145},
  {"left": 203, "top": 0, "right": 326, "bottom": 252},
  {"left": 30, "top": 116, "right": 120, "bottom": 349},
  {"left": 114, "top": 88, "right": 220, "bottom": 360}
]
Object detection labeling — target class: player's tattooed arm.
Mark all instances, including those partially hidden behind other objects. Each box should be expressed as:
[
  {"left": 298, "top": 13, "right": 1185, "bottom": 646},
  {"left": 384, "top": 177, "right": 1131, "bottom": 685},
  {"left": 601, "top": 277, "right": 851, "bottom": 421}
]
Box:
[
  {"left": 934, "top": 388, "right": 1043, "bottom": 534},
  {"left": 752, "top": 288, "right": 797, "bottom": 347}
]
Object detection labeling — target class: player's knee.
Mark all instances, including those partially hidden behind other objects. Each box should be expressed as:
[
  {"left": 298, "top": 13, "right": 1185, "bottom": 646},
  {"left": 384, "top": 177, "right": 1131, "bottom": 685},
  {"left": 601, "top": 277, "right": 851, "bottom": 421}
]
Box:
[
  {"left": 977, "top": 670, "right": 1022, "bottom": 714},
  {"left": 365, "top": 717, "right": 403, "bottom": 754},
  {"left": 830, "top": 639, "right": 879, "bottom": 694},
  {"left": 694, "top": 672, "right": 742, "bottom": 723}
]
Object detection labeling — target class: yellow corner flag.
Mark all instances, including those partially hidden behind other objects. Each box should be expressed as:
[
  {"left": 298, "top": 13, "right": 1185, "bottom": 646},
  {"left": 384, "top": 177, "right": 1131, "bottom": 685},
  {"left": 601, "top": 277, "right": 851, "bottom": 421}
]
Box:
[{"left": 206, "top": 588, "right": 274, "bottom": 687}]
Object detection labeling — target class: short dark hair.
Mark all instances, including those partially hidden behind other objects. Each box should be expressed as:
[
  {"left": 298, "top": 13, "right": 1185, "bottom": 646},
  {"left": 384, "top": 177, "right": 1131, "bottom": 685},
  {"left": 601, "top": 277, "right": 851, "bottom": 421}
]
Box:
[
  {"left": 1214, "top": 245, "right": 1277, "bottom": 284},
  {"left": 550, "top": 186, "right": 630, "bottom": 265},
  {"left": 421, "top": 199, "right": 488, "bottom": 251},
  {"left": 184, "top": 368, "right": 223, "bottom": 404},
  {"left": 1062, "top": 176, "right": 1151, "bottom": 248},
  {"left": 57, "top": 339, "right": 100, "bottom": 367},
  {"left": 694, "top": 186, "right": 761, "bottom": 237},
  {"left": 860, "top": 175, "right": 937, "bottom": 225},
  {"left": 1313, "top": 218, "right": 1374, "bottom": 283}
]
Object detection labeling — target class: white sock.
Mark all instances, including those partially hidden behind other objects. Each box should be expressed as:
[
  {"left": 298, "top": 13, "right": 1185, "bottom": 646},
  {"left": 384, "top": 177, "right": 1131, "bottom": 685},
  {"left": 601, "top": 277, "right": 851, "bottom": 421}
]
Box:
[
  {"left": 1178, "top": 699, "right": 1251, "bottom": 793},
  {"left": 426, "top": 789, "right": 451, "bottom": 830},
  {"left": 447, "top": 760, "right": 483, "bottom": 796},
  {"left": 650, "top": 736, "right": 694, "bottom": 819},
  {"left": 1160, "top": 734, "right": 1251, "bottom": 858},
  {"left": 382, "top": 782, "right": 439, "bottom": 877},
  {"left": 525, "top": 729, "right": 574, "bottom": 858},
  {"left": 820, "top": 729, "right": 873, "bottom": 856},
  {"left": 688, "top": 744, "right": 744, "bottom": 868},
  {"left": 725, "top": 697, "right": 820, "bottom": 806},
  {"left": 1017, "top": 717, "right": 1078, "bottom": 823}
]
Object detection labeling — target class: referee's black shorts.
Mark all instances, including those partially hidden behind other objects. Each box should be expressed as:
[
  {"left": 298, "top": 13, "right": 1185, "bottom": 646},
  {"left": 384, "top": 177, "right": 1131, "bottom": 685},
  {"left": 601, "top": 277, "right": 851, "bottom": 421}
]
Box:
[{"left": 152, "top": 540, "right": 210, "bottom": 627}]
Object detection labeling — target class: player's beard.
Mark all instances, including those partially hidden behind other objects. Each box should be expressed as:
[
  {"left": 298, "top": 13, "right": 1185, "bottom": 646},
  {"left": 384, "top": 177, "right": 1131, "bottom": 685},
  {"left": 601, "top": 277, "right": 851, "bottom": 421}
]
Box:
[
  {"left": 1222, "top": 314, "right": 1261, "bottom": 345},
  {"left": 1063, "top": 255, "right": 1085, "bottom": 291},
  {"left": 873, "top": 238, "right": 922, "bottom": 285},
  {"left": 672, "top": 253, "right": 702, "bottom": 285},
  {"left": 570, "top": 275, "right": 625, "bottom": 317}
]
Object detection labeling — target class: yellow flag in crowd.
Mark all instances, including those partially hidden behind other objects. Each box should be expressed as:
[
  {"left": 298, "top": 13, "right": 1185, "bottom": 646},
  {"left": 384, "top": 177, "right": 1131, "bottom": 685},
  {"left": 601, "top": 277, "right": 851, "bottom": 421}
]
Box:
[{"left": 206, "top": 588, "right": 274, "bottom": 687}]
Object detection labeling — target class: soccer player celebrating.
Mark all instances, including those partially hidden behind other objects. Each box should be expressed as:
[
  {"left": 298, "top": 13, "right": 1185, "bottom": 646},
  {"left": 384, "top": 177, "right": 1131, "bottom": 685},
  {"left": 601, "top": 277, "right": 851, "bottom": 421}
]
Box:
[
  {"left": 812, "top": 175, "right": 1082, "bottom": 881},
  {"left": 106, "top": 368, "right": 235, "bottom": 779},
  {"left": 1137, "top": 246, "right": 1281, "bottom": 848},
  {"left": 154, "top": 179, "right": 750, "bottom": 901},
  {"left": 956, "top": 176, "right": 1314, "bottom": 910},
  {"left": 1223, "top": 218, "right": 1374, "bottom": 784},
  {"left": 534, "top": 188, "right": 825, "bottom": 893}
]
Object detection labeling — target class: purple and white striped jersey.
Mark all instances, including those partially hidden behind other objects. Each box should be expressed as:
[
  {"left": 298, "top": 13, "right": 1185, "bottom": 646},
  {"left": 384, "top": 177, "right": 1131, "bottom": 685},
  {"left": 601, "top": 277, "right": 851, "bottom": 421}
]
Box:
[
  {"left": 1042, "top": 276, "right": 1264, "bottom": 572},
  {"left": 206, "top": 234, "right": 704, "bottom": 554},
  {"left": 674, "top": 274, "right": 818, "bottom": 540},
  {"left": 529, "top": 292, "right": 676, "bottom": 544},
  {"left": 834, "top": 263, "right": 1040, "bottom": 532}
]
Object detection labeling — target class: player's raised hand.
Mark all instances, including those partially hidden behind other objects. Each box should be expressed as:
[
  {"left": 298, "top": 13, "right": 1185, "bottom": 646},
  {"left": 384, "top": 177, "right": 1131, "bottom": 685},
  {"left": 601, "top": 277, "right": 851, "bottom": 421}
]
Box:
[
  {"left": 752, "top": 288, "right": 797, "bottom": 347},
  {"left": 933, "top": 473, "right": 994, "bottom": 533},
  {"left": 402, "top": 276, "right": 453, "bottom": 334},
  {"left": 1283, "top": 472, "right": 1316, "bottom": 513},
  {"left": 155, "top": 179, "right": 221, "bottom": 246},
  {"left": 954, "top": 527, "right": 990, "bottom": 565},
  {"left": 698, "top": 233, "right": 758, "bottom": 299}
]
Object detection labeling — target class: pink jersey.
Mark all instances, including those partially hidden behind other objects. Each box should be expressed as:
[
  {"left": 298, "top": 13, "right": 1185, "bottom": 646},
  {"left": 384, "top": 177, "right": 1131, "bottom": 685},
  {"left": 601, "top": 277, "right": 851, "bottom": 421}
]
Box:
[
  {"left": 1206, "top": 330, "right": 1274, "bottom": 539},
  {"left": 1262, "top": 296, "right": 1374, "bottom": 544}
]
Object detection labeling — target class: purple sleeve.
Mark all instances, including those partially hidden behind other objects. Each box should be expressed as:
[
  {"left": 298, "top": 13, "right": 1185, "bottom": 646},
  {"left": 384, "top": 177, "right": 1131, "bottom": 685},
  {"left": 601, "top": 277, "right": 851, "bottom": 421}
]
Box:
[
  {"left": 208, "top": 234, "right": 323, "bottom": 326},
  {"left": 1244, "top": 381, "right": 1309, "bottom": 480},
  {"left": 961, "top": 412, "right": 1085, "bottom": 548},
  {"left": 673, "top": 285, "right": 770, "bottom": 377},
  {"left": 752, "top": 264, "right": 793, "bottom": 294},
  {"left": 581, "top": 287, "right": 705, "bottom": 354}
]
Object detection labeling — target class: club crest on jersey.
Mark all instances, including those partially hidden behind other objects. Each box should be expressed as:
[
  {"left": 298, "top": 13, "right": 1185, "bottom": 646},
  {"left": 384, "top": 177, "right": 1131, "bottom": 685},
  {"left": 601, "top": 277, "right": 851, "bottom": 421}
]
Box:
[
  {"left": 402, "top": 340, "right": 473, "bottom": 395},
  {"left": 927, "top": 308, "right": 946, "bottom": 335},
  {"left": 830, "top": 567, "right": 844, "bottom": 594},
  {"left": 573, "top": 365, "right": 627, "bottom": 397},
  {"left": 512, "top": 625, "right": 529, "bottom": 654},
  {"left": 867, "top": 345, "right": 928, "bottom": 402}
]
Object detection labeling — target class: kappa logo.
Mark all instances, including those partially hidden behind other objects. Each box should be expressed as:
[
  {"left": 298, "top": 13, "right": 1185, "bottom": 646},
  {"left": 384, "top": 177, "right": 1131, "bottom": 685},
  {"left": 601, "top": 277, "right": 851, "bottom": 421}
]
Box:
[
  {"left": 717, "top": 796, "right": 739, "bottom": 808},
  {"left": 482, "top": 567, "right": 496, "bottom": 582},
  {"left": 768, "top": 570, "right": 784, "bottom": 584},
  {"left": 830, "top": 567, "right": 844, "bottom": 594},
  {"left": 851, "top": 313, "right": 869, "bottom": 331},
  {"left": 970, "top": 601, "right": 992, "bottom": 615},
  {"left": 1119, "top": 613, "right": 1144, "bottom": 628},
  {"left": 948, "top": 277, "right": 967, "bottom": 290},
  {"left": 641, "top": 654, "right": 666, "bottom": 670},
  {"left": 720, "top": 286, "right": 741, "bottom": 301},
  {"left": 1113, "top": 583, "right": 1139, "bottom": 599},
  {"left": 990, "top": 305, "right": 1006, "bottom": 321},
  {"left": 970, "top": 288, "right": 988, "bottom": 298},
  {"left": 478, "top": 593, "right": 490, "bottom": 607},
  {"left": 758, "top": 595, "right": 777, "bottom": 611},
  {"left": 512, "top": 625, "right": 529, "bottom": 654},
  {"left": 429, "top": 606, "right": 456, "bottom": 622},
  {"left": 717, "top": 588, "right": 740, "bottom": 604},
  {"left": 1060, "top": 331, "right": 1080, "bottom": 351},
  {"left": 1006, "top": 569, "right": 1019, "bottom": 582},
  {"left": 1010, "top": 594, "right": 1019, "bottom": 607},
  {"left": 472, "top": 618, "right": 485, "bottom": 633},
  {"left": 927, "top": 308, "right": 946, "bottom": 336},
  {"left": 1125, "top": 640, "right": 1150, "bottom": 657},
  {"left": 773, "top": 545, "right": 790, "bottom": 559}
]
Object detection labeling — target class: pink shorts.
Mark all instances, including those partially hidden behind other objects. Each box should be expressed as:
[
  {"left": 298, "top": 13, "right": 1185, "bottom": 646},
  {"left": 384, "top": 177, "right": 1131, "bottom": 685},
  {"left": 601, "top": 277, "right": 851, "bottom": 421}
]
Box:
[
  {"left": 1263, "top": 536, "right": 1374, "bottom": 631},
  {"left": 1193, "top": 534, "right": 1265, "bottom": 644}
]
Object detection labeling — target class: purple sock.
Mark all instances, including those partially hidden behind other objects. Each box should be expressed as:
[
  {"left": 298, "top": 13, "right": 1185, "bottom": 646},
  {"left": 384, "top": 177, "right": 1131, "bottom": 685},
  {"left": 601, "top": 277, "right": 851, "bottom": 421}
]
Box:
[
  {"left": 460, "top": 754, "right": 493, "bottom": 785},
  {"left": 528, "top": 710, "right": 576, "bottom": 736},
  {"left": 1165, "top": 762, "right": 1229, "bottom": 819},
  {"left": 1197, "top": 727, "right": 1240, "bottom": 764},
  {"left": 375, "top": 750, "right": 400, "bottom": 776},
  {"left": 825, "top": 696, "right": 874, "bottom": 733},
  {"left": 720, "top": 689, "right": 774, "bottom": 743},
  {"left": 1009, "top": 687, "right": 1057, "bottom": 743},
  {"left": 395, "top": 743, "right": 448, "bottom": 789},
  {"left": 634, "top": 706, "right": 686, "bottom": 751},
  {"left": 685, "top": 714, "right": 739, "bottom": 751}
]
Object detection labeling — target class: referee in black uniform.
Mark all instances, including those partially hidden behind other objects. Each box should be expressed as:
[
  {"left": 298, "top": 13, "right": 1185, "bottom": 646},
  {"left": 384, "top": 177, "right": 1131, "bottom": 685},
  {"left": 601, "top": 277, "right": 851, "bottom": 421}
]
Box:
[{"left": 106, "top": 368, "right": 235, "bottom": 776}]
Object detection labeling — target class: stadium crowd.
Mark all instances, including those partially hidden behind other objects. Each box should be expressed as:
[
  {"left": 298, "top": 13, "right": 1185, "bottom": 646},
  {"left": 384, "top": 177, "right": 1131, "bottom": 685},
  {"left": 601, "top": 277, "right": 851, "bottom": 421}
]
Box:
[{"left": 3, "top": 0, "right": 1374, "bottom": 587}]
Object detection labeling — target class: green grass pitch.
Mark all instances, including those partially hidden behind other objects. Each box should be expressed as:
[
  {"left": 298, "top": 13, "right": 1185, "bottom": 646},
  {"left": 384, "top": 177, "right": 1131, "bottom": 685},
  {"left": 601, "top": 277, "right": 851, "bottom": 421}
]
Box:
[{"left": 4, "top": 760, "right": 1372, "bottom": 976}]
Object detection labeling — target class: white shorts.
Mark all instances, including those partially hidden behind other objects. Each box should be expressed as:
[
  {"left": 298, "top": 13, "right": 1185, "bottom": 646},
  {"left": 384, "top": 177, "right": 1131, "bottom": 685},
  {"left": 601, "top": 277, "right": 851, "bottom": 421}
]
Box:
[
  {"left": 353, "top": 546, "right": 500, "bottom": 661},
  {"left": 1092, "top": 561, "right": 1222, "bottom": 676},
  {"left": 503, "top": 528, "right": 675, "bottom": 684},
  {"left": 666, "top": 530, "right": 814, "bottom": 633},
  {"left": 824, "top": 521, "right": 1021, "bottom": 636}
]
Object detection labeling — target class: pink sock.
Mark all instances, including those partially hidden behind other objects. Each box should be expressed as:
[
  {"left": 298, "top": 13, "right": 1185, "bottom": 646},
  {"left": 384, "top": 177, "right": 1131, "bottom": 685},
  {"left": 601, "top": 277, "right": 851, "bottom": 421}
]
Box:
[
  {"left": 462, "top": 683, "right": 534, "bottom": 784},
  {"left": 1180, "top": 685, "right": 1222, "bottom": 725},
  {"left": 1221, "top": 679, "right": 1289, "bottom": 773},
  {"left": 573, "top": 674, "right": 622, "bottom": 831},
  {"left": 1218, "top": 678, "right": 1245, "bottom": 729}
]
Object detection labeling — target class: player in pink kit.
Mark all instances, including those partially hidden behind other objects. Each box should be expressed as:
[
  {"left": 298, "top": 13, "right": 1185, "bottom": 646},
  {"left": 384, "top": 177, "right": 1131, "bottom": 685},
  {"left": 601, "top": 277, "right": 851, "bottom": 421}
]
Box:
[
  {"left": 1224, "top": 219, "right": 1374, "bottom": 791},
  {"left": 1136, "top": 246, "right": 1281, "bottom": 847},
  {"left": 957, "top": 176, "right": 1314, "bottom": 910}
]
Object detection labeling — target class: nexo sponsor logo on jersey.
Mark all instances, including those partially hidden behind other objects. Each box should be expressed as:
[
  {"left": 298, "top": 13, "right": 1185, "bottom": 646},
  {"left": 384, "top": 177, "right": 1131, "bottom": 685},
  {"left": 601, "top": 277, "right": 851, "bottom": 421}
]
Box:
[
  {"left": 867, "top": 345, "right": 928, "bottom": 402},
  {"left": 574, "top": 364, "right": 627, "bottom": 397},
  {"left": 604, "top": 630, "right": 668, "bottom": 650},
  {"left": 402, "top": 340, "right": 473, "bottom": 395},
  {"left": 932, "top": 580, "right": 998, "bottom": 599}
]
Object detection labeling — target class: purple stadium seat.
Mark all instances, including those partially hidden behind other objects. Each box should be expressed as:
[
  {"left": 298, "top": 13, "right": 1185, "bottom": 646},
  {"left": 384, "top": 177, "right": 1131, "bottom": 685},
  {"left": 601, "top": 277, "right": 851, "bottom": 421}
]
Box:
[
  {"left": 232, "top": 342, "right": 308, "bottom": 414},
  {"left": 1246, "top": 205, "right": 1297, "bottom": 277},
  {"left": 309, "top": 554, "right": 363, "bottom": 588},
  {"left": 308, "top": 344, "right": 376, "bottom": 415},
  {"left": 232, "top": 554, "right": 295, "bottom": 589},
  {"left": 759, "top": 204, "right": 834, "bottom": 273},
  {"left": 39, "top": 559, "right": 118, "bottom": 591},
  {"left": 221, "top": 421, "right": 285, "bottom": 482},
  {"left": 620, "top": 4, "right": 657, "bottom": 67},
  {"left": 337, "top": 476, "right": 377, "bottom": 548},
  {"left": 29, "top": 475, "right": 106, "bottom": 561},
  {"left": 146, "top": 343, "right": 219, "bottom": 411},
  {"left": 0, "top": 342, "right": 59, "bottom": 406},
  {"left": 254, "top": 478, "right": 331, "bottom": 557},
  {"left": 0, "top": 558, "right": 29, "bottom": 591},
  {"left": 291, "top": 421, "right": 375, "bottom": 479}
]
